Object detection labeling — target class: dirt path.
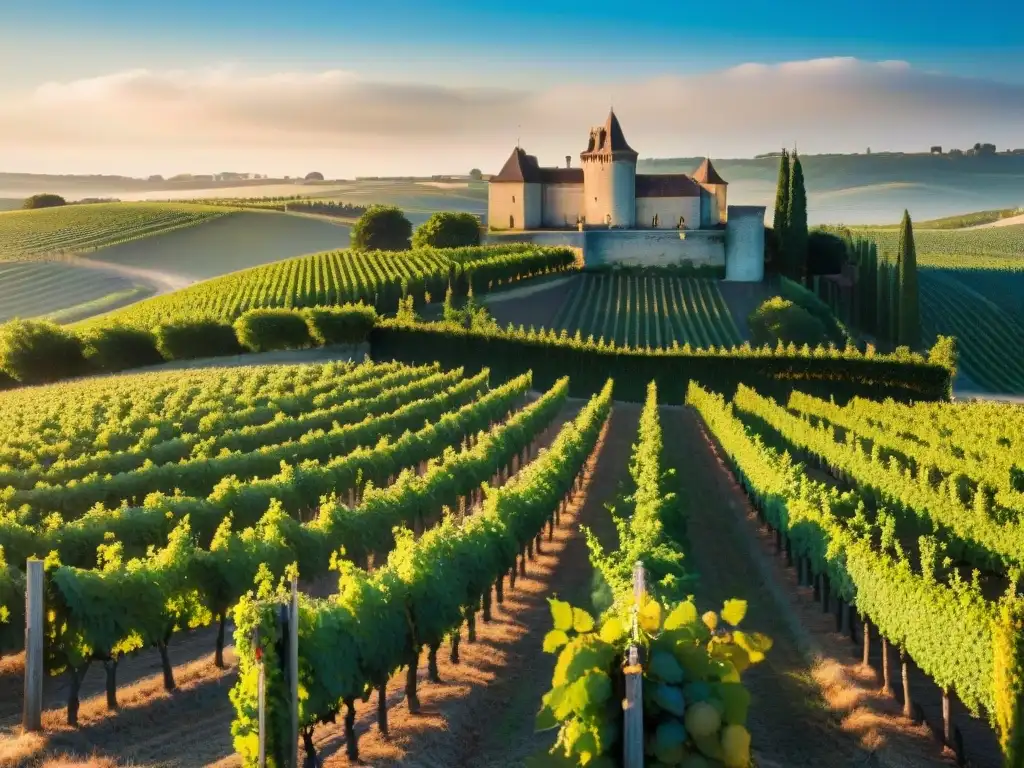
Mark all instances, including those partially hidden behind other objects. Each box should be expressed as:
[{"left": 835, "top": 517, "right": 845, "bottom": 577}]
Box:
[{"left": 663, "top": 407, "right": 958, "bottom": 768}]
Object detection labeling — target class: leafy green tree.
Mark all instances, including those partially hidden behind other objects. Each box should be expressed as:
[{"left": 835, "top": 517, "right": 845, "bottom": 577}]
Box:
[
  {"left": 785, "top": 151, "right": 808, "bottom": 282},
  {"left": 469, "top": 168, "right": 483, "bottom": 181},
  {"left": 351, "top": 205, "right": 412, "bottom": 251},
  {"left": 412, "top": 212, "right": 481, "bottom": 249},
  {"left": 897, "top": 210, "right": 921, "bottom": 348},
  {"left": 772, "top": 150, "right": 790, "bottom": 267},
  {"left": 22, "top": 193, "right": 66, "bottom": 209}
]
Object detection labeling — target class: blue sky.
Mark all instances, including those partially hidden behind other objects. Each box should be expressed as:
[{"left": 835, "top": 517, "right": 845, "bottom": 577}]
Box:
[
  {"left": 4, "top": 0, "right": 1022, "bottom": 85},
  {"left": 1, "top": 1, "right": 1022, "bottom": 176}
]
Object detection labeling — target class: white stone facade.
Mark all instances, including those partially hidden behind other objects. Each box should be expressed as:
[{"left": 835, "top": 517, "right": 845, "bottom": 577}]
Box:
[{"left": 488, "top": 110, "right": 727, "bottom": 233}]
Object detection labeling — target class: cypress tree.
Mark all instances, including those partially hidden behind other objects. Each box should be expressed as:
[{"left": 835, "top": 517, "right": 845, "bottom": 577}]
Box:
[
  {"left": 876, "top": 256, "right": 890, "bottom": 344},
  {"left": 868, "top": 242, "right": 879, "bottom": 334},
  {"left": 897, "top": 210, "right": 921, "bottom": 348},
  {"left": 772, "top": 150, "right": 791, "bottom": 270},
  {"left": 786, "top": 150, "right": 809, "bottom": 283}
]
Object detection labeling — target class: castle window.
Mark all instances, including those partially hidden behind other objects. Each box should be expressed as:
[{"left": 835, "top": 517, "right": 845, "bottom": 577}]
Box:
[{"left": 512, "top": 195, "right": 515, "bottom": 203}]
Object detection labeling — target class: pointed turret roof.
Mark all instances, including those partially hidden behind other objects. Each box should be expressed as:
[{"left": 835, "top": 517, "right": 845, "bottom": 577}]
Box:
[
  {"left": 490, "top": 147, "right": 542, "bottom": 183},
  {"left": 693, "top": 158, "right": 728, "bottom": 185},
  {"left": 581, "top": 110, "right": 638, "bottom": 160}
]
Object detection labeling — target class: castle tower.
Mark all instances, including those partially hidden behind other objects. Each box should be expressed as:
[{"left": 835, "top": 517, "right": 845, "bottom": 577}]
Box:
[
  {"left": 488, "top": 146, "right": 542, "bottom": 230},
  {"left": 693, "top": 158, "right": 728, "bottom": 227},
  {"left": 580, "top": 110, "right": 637, "bottom": 228}
]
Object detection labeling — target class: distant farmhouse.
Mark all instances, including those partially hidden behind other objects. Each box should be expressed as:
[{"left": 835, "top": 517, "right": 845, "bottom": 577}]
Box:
[{"left": 485, "top": 110, "right": 765, "bottom": 282}]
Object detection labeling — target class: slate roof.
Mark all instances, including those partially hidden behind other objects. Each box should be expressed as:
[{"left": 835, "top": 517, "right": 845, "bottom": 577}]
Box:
[
  {"left": 581, "top": 110, "right": 638, "bottom": 159},
  {"left": 635, "top": 174, "right": 701, "bottom": 198},
  {"left": 539, "top": 167, "right": 584, "bottom": 184},
  {"left": 491, "top": 147, "right": 542, "bottom": 183},
  {"left": 692, "top": 158, "right": 728, "bottom": 185}
]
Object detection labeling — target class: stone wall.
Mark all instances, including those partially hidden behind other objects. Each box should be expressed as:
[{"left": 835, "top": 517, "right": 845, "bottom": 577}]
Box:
[
  {"left": 583, "top": 229, "right": 725, "bottom": 267},
  {"left": 724, "top": 206, "right": 767, "bottom": 282},
  {"left": 483, "top": 228, "right": 725, "bottom": 268},
  {"left": 635, "top": 196, "right": 700, "bottom": 230},
  {"left": 542, "top": 184, "right": 585, "bottom": 228}
]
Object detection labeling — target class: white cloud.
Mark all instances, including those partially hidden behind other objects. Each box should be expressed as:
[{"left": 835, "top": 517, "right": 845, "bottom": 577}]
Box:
[{"left": 1, "top": 58, "right": 1022, "bottom": 177}]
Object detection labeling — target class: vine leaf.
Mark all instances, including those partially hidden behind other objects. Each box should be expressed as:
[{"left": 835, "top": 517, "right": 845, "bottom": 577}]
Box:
[
  {"left": 572, "top": 607, "right": 595, "bottom": 633},
  {"left": 733, "top": 631, "right": 772, "bottom": 663},
  {"left": 549, "top": 599, "right": 573, "bottom": 632},
  {"left": 663, "top": 600, "right": 698, "bottom": 630},
  {"left": 638, "top": 599, "right": 662, "bottom": 633},
  {"left": 544, "top": 629, "right": 570, "bottom": 653},
  {"left": 599, "top": 616, "right": 625, "bottom": 644},
  {"left": 721, "top": 599, "right": 747, "bottom": 627}
]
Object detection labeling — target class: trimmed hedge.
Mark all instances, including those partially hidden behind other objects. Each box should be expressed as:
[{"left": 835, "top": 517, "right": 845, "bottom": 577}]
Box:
[
  {"left": 0, "top": 319, "right": 88, "bottom": 384},
  {"left": 748, "top": 297, "right": 829, "bottom": 348},
  {"left": 370, "top": 320, "right": 954, "bottom": 403},
  {"left": 304, "top": 304, "right": 378, "bottom": 346},
  {"left": 81, "top": 325, "right": 164, "bottom": 373},
  {"left": 779, "top": 276, "right": 850, "bottom": 345},
  {"left": 155, "top": 318, "right": 244, "bottom": 361},
  {"left": 234, "top": 309, "right": 313, "bottom": 353}
]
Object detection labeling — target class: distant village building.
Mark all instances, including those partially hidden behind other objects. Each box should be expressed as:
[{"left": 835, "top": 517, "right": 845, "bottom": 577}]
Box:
[
  {"left": 930, "top": 146, "right": 942, "bottom": 155},
  {"left": 485, "top": 111, "right": 765, "bottom": 282}
]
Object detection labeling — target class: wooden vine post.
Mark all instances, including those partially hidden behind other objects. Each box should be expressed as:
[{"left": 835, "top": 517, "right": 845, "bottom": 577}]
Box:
[
  {"left": 623, "top": 561, "right": 646, "bottom": 768},
  {"left": 23, "top": 559, "right": 44, "bottom": 732},
  {"left": 289, "top": 577, "right": 300, "bottom": 768}
]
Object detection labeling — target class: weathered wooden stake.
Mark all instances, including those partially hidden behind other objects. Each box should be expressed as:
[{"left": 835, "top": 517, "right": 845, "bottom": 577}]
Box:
[
  {"left": 820, "top": 574, "right": 830, "bottom": 613},
  {"left": 289, "top": 579, "right": 300, "bottom": 768},
  {"left": 377, "top": 681, "right": 389, "bottom": 736},
  {"left": 901, "top": 649, "right": 914, "bottom": 720},
  {"left": 623, "top": 562, "right": 646, "bottom": 768},
  {"left": 862, "top": 618, "right": 871, "bottom": 666},
  {"left": 258, "top": 658, "right": 267, "bottom": 767},
  {"left": 881, "top": 637, "right": 893, "bottom": 696},
  {"left": 941, "top": 689, "right": 952, "bottom": 745},
  {"left": 23, "top": 559, "right": 44, "bottom": 732}
]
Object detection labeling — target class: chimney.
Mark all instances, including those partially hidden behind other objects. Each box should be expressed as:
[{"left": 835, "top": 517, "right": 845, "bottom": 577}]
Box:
[{"left": 565, "top": 155, "right": 571, "bottom": 169}]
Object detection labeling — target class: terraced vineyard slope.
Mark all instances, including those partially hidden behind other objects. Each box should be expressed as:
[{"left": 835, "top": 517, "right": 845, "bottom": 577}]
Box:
[
  {"left": 550, "top": 273, "right": 743, "bottom": 348},
  {"left": 853, "top": 225, "right": 1024, "bottom": 394},
  {"left": 0, "top": 202, "right": 231, "bottom": 259},
  {"left": 0, "top": 261, "right": 152, "bottom": 323},
  {"left": 85, "top": 244, "right": 576, "bottom": 329}
]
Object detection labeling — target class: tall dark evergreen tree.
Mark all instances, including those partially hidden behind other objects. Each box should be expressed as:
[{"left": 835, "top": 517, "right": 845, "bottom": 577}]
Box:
[
  {"left": 897, "top": 210, "right": 921, "bottom": 348},
  {"left": 876, "top": 256, "right": 890, "bottom": 344},
  {"left": 786, "top": 150, "right": 809, "bottom": 283},
  {"left": 772, "top": 150, "right": 791, "bottom": 269},
  {"left": 866, "top": 241, "right": 879, "bottom": 334}
]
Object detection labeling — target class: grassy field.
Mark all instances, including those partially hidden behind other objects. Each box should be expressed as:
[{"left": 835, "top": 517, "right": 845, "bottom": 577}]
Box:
[
  {"left": 549, "top": 273, "right": 744, "bottom": 349},
  {"left": 86, "top": 210, "right": 352, "bottom": 280},
  {"left": 0, "top": 262, "right": 151, "bottom": 324},
  {"left": 0, "top": 202, "right": 230, "bottom": 259}
]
